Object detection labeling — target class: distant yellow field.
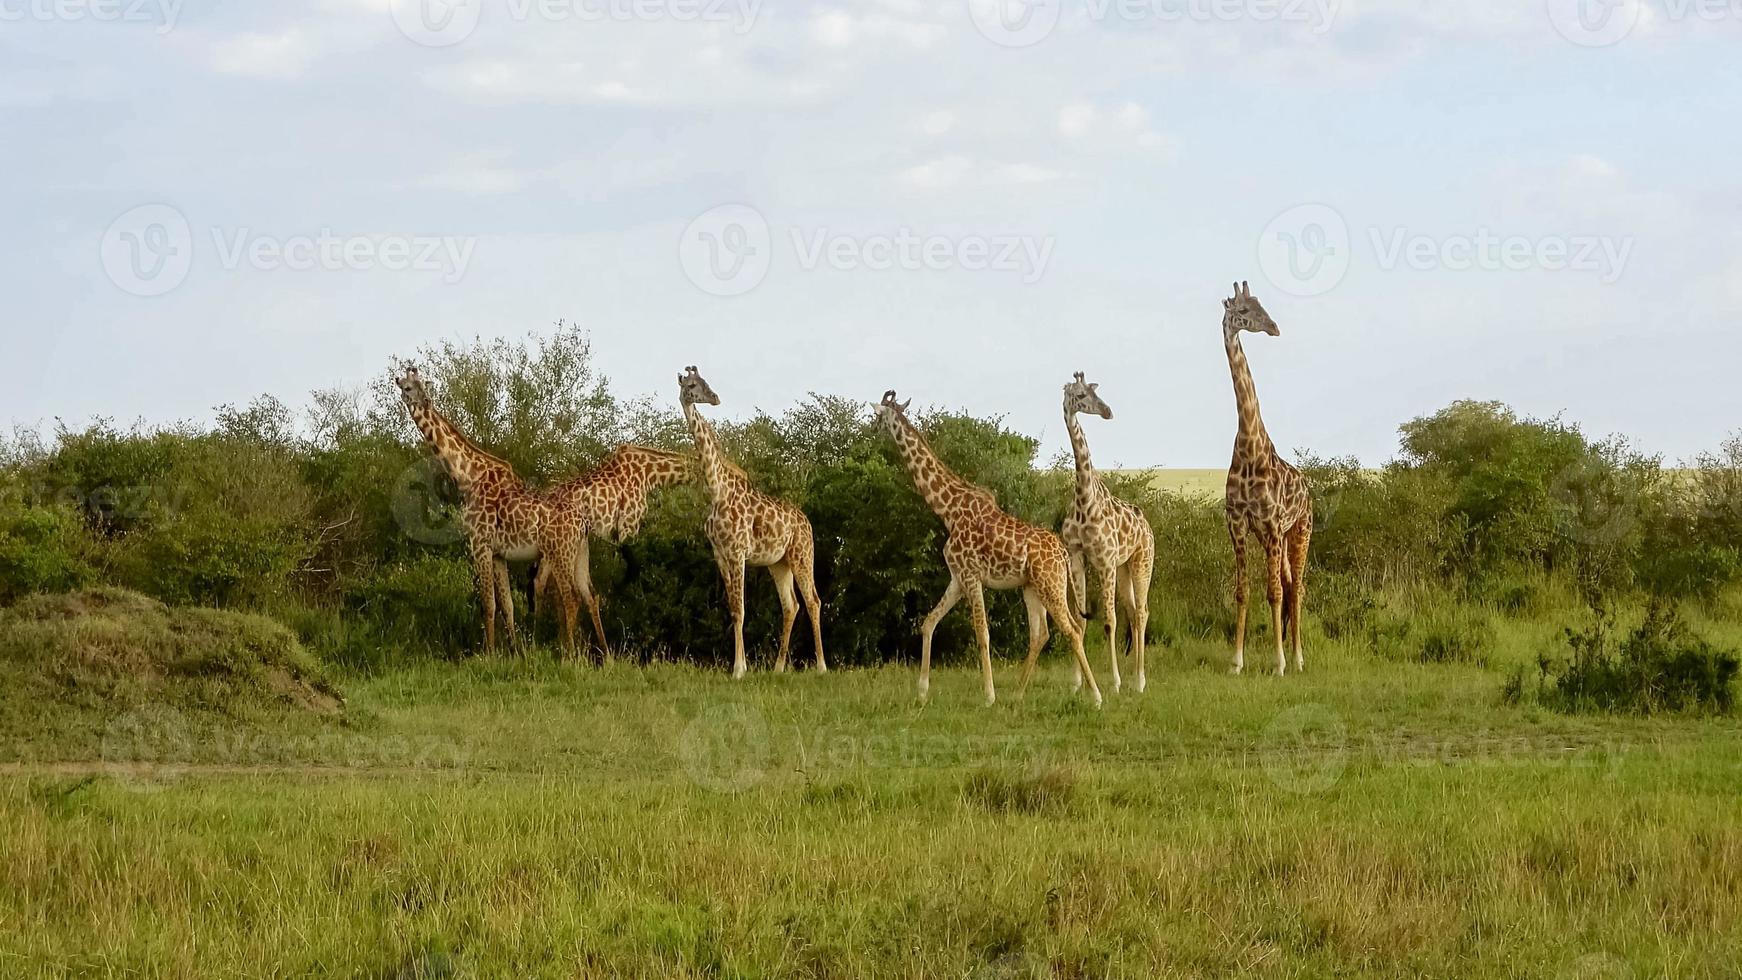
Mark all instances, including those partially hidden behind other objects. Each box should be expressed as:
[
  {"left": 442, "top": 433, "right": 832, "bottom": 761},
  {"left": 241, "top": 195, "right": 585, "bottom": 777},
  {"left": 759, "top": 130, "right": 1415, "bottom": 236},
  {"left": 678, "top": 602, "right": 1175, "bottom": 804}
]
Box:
[{"left": 1112, "top": 468, "right": 1226, "bottom": 498}]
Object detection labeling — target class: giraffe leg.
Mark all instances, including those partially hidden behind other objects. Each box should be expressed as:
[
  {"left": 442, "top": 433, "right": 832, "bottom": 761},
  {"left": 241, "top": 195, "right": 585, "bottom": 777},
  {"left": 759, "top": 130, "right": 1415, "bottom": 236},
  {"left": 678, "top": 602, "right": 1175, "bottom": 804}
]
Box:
[
  {"left": 1287, "top": 514, "right": 1312, "bottom": 674},
  {"left": 964, "top": 580, "right": 994, "bottom": 706},
  {"left": 1263, "top": 532, "right": 1287, "bottom": 676},
  {"left": 554, "top": 569, "right": 581, "bottom": 660},
  {"left": 769, "top": 562, "right": 798, "bottom": 674},
  {"left": 1039, "top": 575, "right": 1101, "bottom": 708},
  {"left": 1016, "top": 586, "right": 1050, "bottom": 697},
  {"left": 719, "top": 556, "right": 748, "bottom": 679},
  {"left": 1095, "top": 558, "right": 1122, "bottom": 695},
  {"left": 1228, "top": 522, "right": 1248, "bottom": 675},
  {"left": 471, "top": 546, "right": 498, "bottom": 656},
  {"left": 792, "top": 543, "right": 827, "bottom": 673},
  {"left": 495, "top": 558, "right": 517, "bottom": 651},
  {"left": 531, "top": 561, "right": 549, "bottom": 636},
  {"left": 574, "top": 538, "right": 609, "bottom": 664},
  {"left": 1125, "top": 545, "right": 1154, "bottom": 693},
  {"left": 918, "top": 577, "right": 962, "bottom": 702}
]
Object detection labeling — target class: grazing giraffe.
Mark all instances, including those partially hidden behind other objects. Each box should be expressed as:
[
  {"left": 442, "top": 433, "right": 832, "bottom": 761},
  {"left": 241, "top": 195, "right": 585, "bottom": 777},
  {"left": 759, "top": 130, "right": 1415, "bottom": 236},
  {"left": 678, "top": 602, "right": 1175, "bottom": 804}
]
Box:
[
  {"left": 678, "top": 366, "right": 827, "bottom": 678},
  {"left": 1059, "top": 372, "right": 1157, "bottom": 694},
  {"left": 1221, "top": 281, "right": 1313, "bottom": 675},
  {"left": 395, "top": 363, "right": 550, "bottom": 655},
  {"left": 531, "top": 445, "right": 693, "bottom": 658},
  {"left": 875, "top": 391, "right": 1101, "bottom": 707}
]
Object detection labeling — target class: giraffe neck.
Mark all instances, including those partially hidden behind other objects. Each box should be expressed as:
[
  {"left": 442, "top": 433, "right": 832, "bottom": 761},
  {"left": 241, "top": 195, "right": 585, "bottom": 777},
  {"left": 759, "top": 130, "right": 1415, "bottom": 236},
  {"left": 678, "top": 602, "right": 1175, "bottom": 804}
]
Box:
[
  {"left": 408, "top": 402, "right": 508, "bottom": 497},
  {"left": 1064, "top": 406, "right": 1100, "bottom": 508},
  {"left": 1224, "top": 325, "right": 1275, "bottom": 461},
  {"left": 888, "top": 414, "right": 984, "bottom": 528},
  {"left": 682, "top": 403, "right": 732, "bottom": 502}
]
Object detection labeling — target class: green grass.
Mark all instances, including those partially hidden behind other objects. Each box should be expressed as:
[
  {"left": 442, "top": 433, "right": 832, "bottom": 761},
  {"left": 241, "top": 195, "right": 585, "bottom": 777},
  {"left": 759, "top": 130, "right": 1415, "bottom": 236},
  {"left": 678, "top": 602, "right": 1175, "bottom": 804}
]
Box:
[
  {"left": 1115, "top": 467, "right": 1229, "bottom": 499},
  {"left": 3, "top": 614, "right": 1741, "bottom": 977}
]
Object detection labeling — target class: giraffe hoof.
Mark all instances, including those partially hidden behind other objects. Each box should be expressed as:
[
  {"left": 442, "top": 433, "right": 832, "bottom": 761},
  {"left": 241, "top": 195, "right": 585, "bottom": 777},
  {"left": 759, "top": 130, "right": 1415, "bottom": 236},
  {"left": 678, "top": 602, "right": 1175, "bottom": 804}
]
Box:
[
  {"left": 1135, "top": 674, "right": 1147, "bottom": 694},
  {"left": 1230, "top": 664, "right": 1243, "bottom": 676},
  {"left": 984, "top": 694, "right": 996, "bottom": 708}
]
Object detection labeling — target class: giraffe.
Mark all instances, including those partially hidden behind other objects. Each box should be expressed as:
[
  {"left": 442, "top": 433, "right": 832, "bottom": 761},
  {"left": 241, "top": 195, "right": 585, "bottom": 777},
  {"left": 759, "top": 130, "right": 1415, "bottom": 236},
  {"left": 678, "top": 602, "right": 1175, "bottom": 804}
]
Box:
[
  {"left": 677, "top": 366, "right": 827, "bottom": 678},
  {"left": 875, "top": 391, "right": 1101, "bottom": 707},
  {"left": 1059, "top": 372, "right": 1157, "bottom": 694},
  {"left": 1221, "top": 281, "right": 1313, "bottom": 675},
  {"left": 530, "top": 445, "right": 693, "bottom": 659},
  {"left": 395, "top": 363, "right": 553, "bottom": 655}
]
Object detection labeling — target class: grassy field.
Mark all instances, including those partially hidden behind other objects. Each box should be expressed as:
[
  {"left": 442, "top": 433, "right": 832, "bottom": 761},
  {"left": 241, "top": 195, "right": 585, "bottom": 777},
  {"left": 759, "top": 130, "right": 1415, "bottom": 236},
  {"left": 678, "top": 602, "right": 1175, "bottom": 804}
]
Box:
[
  {"left": 4, "top": 617, "right": 1741, "bottom": 978},
  {"left": 1116, "top": 468, "right": 1229, "bottom": 499}
]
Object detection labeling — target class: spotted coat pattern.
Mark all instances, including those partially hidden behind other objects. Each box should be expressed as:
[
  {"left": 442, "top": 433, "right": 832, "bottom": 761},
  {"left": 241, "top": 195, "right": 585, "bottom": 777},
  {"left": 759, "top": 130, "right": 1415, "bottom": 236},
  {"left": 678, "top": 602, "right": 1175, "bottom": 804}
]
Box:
[
  {"left": 397, "top": 365, "right": 551, "bottom": 655},
  {"left": 1221, "top": 281, "right": 1313, "bottom": 675},
  {"left": 679, "top": 367, "right": 826, "bottom": 678},
  {"left": 531, "top": 445, "right": 692, "bottom": 657},
  {"left": 876, "top": 391, "right": 1101, "bottom": 707},
  {"left": 1058, "top": 373, "right": 1157, "bottom": 694}
]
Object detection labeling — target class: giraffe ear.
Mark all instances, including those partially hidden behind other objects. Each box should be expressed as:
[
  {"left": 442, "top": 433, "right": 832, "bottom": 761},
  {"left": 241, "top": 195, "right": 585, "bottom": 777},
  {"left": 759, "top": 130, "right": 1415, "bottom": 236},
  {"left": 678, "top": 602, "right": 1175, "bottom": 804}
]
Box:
[
  {"left": 1088, "top": 382, "right": 1098, "bottom": 391},
  {"left": 899, "top": 398, "right": 911, "bottom": 413}
]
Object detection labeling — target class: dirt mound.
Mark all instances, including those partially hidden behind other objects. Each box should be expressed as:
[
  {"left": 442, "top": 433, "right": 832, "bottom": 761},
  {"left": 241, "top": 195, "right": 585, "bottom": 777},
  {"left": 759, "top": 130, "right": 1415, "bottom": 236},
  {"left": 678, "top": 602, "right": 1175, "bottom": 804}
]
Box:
[{"left": 0, "top": 588, "right": 343, "bottom": 720}]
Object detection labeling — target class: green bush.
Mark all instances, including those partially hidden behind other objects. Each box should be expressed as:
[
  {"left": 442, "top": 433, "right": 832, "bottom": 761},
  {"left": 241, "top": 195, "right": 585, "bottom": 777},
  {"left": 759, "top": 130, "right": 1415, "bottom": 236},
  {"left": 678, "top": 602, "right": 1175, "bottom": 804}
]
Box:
[{"left": 1510, "top": 602, "right": 1739, "bottom": 715}]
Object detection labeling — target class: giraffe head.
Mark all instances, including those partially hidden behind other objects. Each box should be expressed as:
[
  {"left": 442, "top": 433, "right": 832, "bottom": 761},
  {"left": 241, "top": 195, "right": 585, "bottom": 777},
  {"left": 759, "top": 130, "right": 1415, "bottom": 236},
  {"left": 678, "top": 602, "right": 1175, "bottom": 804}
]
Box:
[
  {"left": 677, "top": 365, "right": 721, "bottom": 407},
  {"left": 1063, "top": 371, "right": 1114, "bottom": 420},
  {"left": 875, "top": 389, "right": 912, "bottom": 435},
  {"left": 395, "top": 362, "right": 432, "bottom": 412},
  {"left": 1222, "top": 280, "right": 1280, "bottom": 337}
]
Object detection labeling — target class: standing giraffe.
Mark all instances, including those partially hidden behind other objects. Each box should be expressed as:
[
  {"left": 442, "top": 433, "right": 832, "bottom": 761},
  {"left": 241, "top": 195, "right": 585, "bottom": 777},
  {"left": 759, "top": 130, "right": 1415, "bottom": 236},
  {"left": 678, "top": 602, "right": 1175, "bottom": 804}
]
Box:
[
  {"left": 875, "top": 391, "right": 1101, "bottom": 707},
  {"left": 678, "top": 367, "right": 827, "bottom": 678},
  {"left": 395, "top": 364, "right": 550, "bottom": 655},
  {"left": 1059, "top": 372, "right": 1157, "bottom": 694},
  {"left": 1221, "top": 281, "right": 1313, "bottom": 675},
  {"left": 531, "top": 445, "right": 693, "bottom": 658}
]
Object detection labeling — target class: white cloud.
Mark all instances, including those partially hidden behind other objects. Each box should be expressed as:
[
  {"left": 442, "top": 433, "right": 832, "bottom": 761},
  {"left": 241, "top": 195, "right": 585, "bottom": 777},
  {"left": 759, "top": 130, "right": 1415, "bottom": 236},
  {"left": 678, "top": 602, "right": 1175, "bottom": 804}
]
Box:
[
  {"left": 208, "top": 30, "right": 315, "bottom": 79},
  {"left": 920, "top": 110, "right": 955, "bottom": 136},
  {"left": 899, "top": 154, "right": 973, "bottom": 190}
]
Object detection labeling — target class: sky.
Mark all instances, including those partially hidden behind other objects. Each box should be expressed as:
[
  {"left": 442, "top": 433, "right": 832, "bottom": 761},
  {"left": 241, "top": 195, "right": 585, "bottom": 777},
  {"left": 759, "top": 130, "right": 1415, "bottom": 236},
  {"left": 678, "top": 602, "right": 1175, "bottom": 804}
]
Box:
[{"left": 3, "top": 0, "right": 1739, "bottom": 468}]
